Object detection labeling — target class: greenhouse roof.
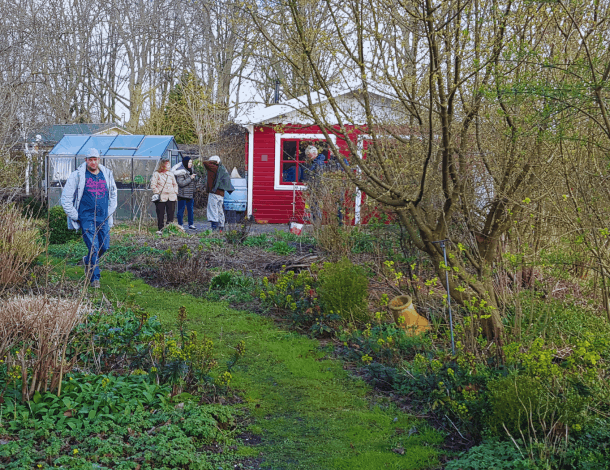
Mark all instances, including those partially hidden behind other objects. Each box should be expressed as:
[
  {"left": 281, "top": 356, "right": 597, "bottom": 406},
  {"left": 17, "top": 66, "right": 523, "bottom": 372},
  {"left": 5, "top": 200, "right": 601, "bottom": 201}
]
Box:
[{"left": 49, "top": 135, "right": 177, "bottom": 157}]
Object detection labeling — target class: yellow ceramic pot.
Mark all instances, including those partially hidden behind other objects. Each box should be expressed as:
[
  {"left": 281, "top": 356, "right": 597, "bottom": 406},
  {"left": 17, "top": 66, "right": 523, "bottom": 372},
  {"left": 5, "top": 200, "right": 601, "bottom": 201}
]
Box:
[{"left": 388, "top": 295, "right": 430, "bottom": 335}]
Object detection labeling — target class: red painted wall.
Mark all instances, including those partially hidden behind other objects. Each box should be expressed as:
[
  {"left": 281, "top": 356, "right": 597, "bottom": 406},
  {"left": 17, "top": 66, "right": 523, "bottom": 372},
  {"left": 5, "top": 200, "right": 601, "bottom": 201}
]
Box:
[{"left": 249, "top": 124, "right": 362, "bottom": 224}]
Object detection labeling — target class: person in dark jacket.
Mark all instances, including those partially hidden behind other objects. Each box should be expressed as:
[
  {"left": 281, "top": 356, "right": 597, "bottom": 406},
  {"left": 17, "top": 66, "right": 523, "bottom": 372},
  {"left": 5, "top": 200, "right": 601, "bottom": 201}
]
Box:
[
  {"left": 202, "top": 155, "right": 234, "bottom": 231},
  {"left": 301, "top": 145, "right": 327, "bottom": 182},
  {"left": 172, "top": 156, "right": 197, "bottom": 230}
]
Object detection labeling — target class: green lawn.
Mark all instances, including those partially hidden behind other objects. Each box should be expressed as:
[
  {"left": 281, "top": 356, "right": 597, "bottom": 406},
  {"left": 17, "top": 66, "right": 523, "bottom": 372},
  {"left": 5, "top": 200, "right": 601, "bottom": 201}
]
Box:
[{"left": 65, "top": 266, "right": 444, "bottom": 469}]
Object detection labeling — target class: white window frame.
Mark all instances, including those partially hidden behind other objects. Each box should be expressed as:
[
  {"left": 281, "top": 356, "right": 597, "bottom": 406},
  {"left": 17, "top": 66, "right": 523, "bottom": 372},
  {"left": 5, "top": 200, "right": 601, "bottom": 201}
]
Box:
[{"left": 274, "top": 133, "right": 337, "bottom": 191}]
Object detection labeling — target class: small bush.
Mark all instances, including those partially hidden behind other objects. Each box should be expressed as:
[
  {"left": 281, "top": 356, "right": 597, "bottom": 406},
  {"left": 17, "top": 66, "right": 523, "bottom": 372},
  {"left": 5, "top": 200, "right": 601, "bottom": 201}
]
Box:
[
  {"left": 0, "top": 296, "right": 84, "bottom": 401},
  {"left": 318, "top": 257, "right": 369, "bottom": 324},
  {"left": 157, "top": 250, "right": 212, "bottom": 287},
  {"left": 47, "top": 205, "right": 81, "bottom": 245},
  {"left": 0, "top": 203, "right": 44, "bottom": 287},
  {"left": 487, "top": 374, "right": 590, "bottom": 440}
]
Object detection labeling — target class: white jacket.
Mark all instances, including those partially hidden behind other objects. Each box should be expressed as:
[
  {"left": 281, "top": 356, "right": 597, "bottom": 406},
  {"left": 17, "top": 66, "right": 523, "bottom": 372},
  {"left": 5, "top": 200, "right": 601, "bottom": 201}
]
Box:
[{"left": 60, "top": 162, "right": 118, "bottom": 230}]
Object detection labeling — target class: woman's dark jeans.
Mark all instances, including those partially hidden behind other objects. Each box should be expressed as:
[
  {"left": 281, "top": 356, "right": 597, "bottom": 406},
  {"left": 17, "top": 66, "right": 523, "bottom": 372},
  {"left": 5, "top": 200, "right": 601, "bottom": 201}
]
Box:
[{"left": 177, "top": 198, "right": 194, "bottom": 226}]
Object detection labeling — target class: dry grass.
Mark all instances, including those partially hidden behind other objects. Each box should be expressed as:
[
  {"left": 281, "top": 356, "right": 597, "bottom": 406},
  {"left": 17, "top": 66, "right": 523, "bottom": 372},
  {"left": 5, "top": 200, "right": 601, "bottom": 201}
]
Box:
[
  {"left": 0, "top": 203, "right": 44, "bottom": 291},
  {"left": 0, "top": 296, "right": 85, "bottom": 401}
]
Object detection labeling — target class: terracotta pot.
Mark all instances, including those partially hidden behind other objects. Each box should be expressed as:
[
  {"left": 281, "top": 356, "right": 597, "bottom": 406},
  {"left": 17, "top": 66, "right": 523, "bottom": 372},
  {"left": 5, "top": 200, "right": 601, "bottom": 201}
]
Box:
[{"left": 388, "top": 295, "right": 430, "bottom": 335}]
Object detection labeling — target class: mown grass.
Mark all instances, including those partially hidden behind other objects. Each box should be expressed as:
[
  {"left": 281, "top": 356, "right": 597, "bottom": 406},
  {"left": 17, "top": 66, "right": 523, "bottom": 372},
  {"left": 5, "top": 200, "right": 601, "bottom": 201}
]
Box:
[{"left": 60, "top": 264, "right": 444, "bottom": 469}]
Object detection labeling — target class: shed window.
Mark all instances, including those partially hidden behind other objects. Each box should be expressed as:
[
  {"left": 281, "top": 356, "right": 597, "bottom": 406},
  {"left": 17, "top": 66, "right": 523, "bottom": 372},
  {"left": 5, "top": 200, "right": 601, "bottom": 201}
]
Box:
[
  {"left": 279, "top": 139, "right": 331, "bottom": 185},
  {"left": 274, "top": 133, "right": 337, "bottom": 190}
]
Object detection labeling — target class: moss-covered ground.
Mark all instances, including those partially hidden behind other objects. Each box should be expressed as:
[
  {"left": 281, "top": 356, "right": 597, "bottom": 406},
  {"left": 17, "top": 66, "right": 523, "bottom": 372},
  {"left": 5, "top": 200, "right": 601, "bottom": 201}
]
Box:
[{"left": 64, "top": 266, "right": 443, "bottom": 469}]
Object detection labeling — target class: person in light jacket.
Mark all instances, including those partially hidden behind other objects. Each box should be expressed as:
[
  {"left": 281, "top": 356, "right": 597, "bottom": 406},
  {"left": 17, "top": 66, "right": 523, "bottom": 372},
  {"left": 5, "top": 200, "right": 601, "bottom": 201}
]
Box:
[
  {"left": 60, "top": 148, "right": 117, "bottom": 288},
  {"left": 202, "top": 155, "right": 234, "bottom": 231},
  {"left": 171, "top": 156, "right": 197, "bottom": 230},
  {"left": 150, "top": 157, "right": 179, "bottom": 234}
]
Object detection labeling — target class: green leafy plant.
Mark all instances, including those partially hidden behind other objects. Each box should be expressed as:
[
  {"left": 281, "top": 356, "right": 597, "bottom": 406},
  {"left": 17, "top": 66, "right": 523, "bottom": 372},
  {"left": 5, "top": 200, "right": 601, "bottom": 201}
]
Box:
[
  {"left": 2, "top": 374, "right": 171, "bottom": 431},
  {"left": 207, "top": 270, "right": 258, "bottom": 303},
  {"left": 269, "top": 240, "right": 296, "bottom": 255},
  {"left": 340, "top": 323, "right": 431, "bottom": 367},
  {"left": 274, "top": 230, "right": 317, "bottom": 246},
  {"left": 445, "top": 440, "right": 534, "bottom": 470},
  {"left": 159, "top": 222, "right": 188, "bottom": 237},
  {"left": 243, "top": 233, "right": 270, "bottom": 247},
  {"left": 0, "top": 381, "right": 238, "bottom": 470}
]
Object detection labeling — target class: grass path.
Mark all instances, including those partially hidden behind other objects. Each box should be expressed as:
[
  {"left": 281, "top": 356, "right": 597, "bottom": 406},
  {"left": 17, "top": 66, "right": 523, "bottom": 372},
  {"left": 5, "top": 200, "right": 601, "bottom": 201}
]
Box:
[{"left": 70, "top": 267, "right": 444, "bottom": 469}]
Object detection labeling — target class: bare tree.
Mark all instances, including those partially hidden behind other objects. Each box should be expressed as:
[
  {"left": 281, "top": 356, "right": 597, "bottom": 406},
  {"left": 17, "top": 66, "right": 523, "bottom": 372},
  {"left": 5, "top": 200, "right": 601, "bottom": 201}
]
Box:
[{"left": 248, "top": 0, "right": 569, "bottom": 340}]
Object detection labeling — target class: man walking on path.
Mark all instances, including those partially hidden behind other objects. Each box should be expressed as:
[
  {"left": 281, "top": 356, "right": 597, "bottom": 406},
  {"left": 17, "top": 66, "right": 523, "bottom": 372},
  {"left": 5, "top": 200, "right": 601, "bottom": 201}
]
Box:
[
  {"left": 60, "top": 148, "right": 117, "bottom": 288},
  {"left": 202, "top": 155, "right": 234, "bottom": 231}
]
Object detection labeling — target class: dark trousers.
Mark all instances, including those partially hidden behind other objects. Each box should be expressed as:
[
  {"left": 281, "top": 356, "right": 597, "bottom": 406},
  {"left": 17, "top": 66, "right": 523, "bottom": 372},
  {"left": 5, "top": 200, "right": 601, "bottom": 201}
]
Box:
[
  {"left": 155, "top": 200, "right": 175, "bottom": 230},
  {"left": 177, "top": 198, "right": 194, "bottom": 226}
]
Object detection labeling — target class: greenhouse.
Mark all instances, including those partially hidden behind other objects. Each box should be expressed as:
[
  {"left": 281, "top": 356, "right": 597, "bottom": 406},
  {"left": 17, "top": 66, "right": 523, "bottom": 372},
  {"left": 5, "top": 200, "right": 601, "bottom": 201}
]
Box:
[{"left": 46, "top": 134, "right": 182, "bottom": 220}]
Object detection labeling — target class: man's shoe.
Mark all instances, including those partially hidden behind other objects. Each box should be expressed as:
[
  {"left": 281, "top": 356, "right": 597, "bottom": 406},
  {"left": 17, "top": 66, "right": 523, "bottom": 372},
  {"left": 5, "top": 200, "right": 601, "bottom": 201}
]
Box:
[
  {"left": 188, "top": 225, "right": 196, "bottom": 230},
  {"left": 91, "top": 280, "right": 100, "bottom": 289},
  {"left": 156, "top": 230, "right": 163, "bottom": 235}
]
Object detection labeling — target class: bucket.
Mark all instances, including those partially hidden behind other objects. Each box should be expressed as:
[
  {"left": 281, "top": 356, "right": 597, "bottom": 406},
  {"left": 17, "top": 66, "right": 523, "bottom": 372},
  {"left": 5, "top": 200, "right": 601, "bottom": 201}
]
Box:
[
  {"left": 224, "top": 177, "right": 247, "bottom": 212},
  {"left": 289, "top": 222, "right": 304, "bottom": 235},
  {"left": 388, "top": 295, "right": 430, "bottom": 335}
]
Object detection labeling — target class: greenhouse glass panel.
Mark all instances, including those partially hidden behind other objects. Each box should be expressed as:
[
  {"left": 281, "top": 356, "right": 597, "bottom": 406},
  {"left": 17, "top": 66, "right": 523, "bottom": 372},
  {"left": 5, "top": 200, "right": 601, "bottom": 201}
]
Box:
[
  {"left": 48, "top": 188, "right": 62, "bottom": 208},
  {"left": 49, "top": 157, "right": 74, "bottom": 186},
  {"left": 132, "top": 190, "right": 156, "bottom": 220},
  {"left": 106, "top": 135, "right": 145, "bottom": 156},
  {"left": 49, "top": 136, "right": 88, "bottom": 155},
  {"left": 115, "top": 190, "right": 132, "bottom": 219},
  {"left": 133, "top": 159, "right": 157, "bottom": 188},
  {"left": 104, "top": 158, "right": 132, "bottom": 189},
  {"left": 77, "top": 136, "right": 115, "bottom": 156},
  {"left": 135, "top": 136, "right": 172, "bottom": 156}
]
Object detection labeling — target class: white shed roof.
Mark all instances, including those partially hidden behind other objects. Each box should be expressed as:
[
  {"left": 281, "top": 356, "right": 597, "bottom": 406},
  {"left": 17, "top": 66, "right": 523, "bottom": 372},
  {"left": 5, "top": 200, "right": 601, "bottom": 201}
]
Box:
[{"left": 235, "top": 84, "right": 400, "bottom": 126}]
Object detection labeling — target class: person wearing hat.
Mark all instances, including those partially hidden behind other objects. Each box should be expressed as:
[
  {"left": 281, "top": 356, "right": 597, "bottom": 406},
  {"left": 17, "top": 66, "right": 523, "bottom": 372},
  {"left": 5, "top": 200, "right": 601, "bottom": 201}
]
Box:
[
  {"left": 150, "top": 156, "right": 179, "bottom": 234},
  {"left": 60, "top": 147, "right": 117, "bottom": 289},
  {"left": 202, "top": 155, "right": 234, "bottom": 231},
  {"left": 171, "top": 155, "right": 197, "bottom": 230}
]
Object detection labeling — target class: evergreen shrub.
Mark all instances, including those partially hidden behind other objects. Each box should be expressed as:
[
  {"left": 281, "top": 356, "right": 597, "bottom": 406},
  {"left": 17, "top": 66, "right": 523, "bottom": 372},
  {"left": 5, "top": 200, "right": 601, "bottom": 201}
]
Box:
[{"left": 48, "top": 205, "right": 81, "bottom": 244}]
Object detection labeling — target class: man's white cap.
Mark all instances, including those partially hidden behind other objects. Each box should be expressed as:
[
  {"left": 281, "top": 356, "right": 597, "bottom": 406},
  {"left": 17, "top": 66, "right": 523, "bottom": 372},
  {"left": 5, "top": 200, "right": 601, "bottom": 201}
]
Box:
[
  {"left": 209, "top": 155, "right": 220, "bottom": 163},
  {"left": 87, "top": 148, "right": 100, "bottom": 159}
]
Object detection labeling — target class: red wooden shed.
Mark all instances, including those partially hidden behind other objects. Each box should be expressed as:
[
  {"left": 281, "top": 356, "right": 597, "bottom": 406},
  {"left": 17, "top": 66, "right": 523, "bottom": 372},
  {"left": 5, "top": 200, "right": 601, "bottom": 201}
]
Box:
[{"left": 236, "top": 88, "right": 392, "bottom": 224}]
